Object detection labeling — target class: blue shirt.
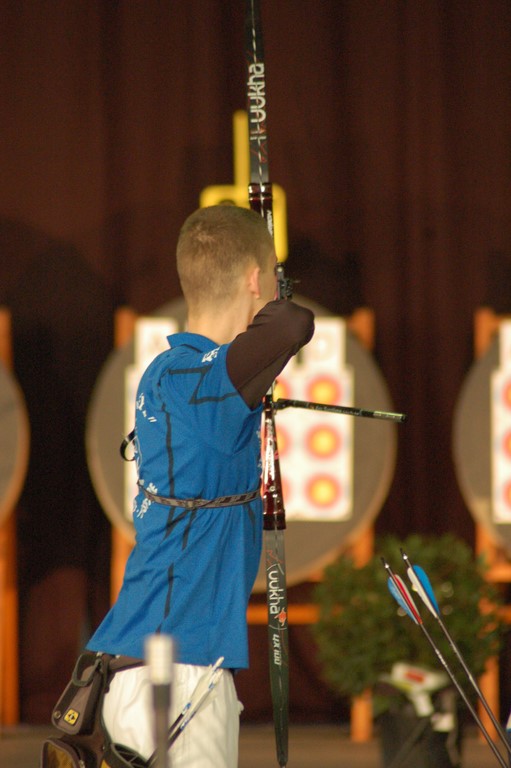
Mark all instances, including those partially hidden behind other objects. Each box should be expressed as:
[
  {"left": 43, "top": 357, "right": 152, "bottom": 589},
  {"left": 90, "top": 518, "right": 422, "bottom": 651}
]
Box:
[{"left": 87, "top": 332, "right": 263, "bottom": 668}]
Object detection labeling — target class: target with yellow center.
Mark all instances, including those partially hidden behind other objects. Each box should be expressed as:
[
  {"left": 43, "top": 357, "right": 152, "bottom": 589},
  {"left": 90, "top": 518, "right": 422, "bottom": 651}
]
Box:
[
  {"left": 306, "top": 376, "right": 341, "bottom": 406},
  {"left": 503, "top": 381, "right": 511, "bottom": 409},
  {"left": 306, "top": 475, "right": 342, "bottom": 508},
  {"left": 306, "top": 424, "right": 341, "bottom": 459}
]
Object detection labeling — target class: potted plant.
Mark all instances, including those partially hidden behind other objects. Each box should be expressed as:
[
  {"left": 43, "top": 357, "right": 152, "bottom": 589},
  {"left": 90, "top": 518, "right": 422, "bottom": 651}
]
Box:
[{"left": 311, "top": 533, "right": 506, "bottom": 768}]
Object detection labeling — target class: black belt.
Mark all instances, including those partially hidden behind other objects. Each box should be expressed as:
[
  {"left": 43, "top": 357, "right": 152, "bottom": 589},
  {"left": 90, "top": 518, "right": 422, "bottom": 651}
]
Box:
[{"left": 138, "top": 483, "right": 260, "bottom": 510}]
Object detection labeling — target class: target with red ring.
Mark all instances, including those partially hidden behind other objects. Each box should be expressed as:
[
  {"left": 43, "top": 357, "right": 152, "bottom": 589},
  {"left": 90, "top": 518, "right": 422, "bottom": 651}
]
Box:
[
  {"left": 306, "top": 376, "right": 342, "bottom": 406},
  {"left": 275, "top": 424, "right": 291, "bottom": 457},
  {"left": 503, "top": 380, "right": 511, "bottom": 409},
  {"left": 306, "top": 424, "right": 342, "bottom": 458},
  {"left": 274, "top": 378, "right": 290, "bottom": 401},
  {"left": 502, "top": 430, "right": 511, "bottom": 458},
  {"left": 306, "top": 474, "right": 342, "bottom": 508}
]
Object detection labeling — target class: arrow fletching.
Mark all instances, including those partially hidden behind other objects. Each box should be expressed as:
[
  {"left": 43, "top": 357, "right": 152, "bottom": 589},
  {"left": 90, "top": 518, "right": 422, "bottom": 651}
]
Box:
[
  {"left": 407, "top": 564, "right": 440, "bottom": 617},
  {"left": 382, "top": 558, "right": 422, "bottom": 625},
  {"left": 184, "top": 656, "right": 224, "bottom": 723},
  {"left": 387, "top": 577, "right": 420, "bottom": 624},
  {"left": 401, "top": 549, "right": 440, "bottom": 618}
]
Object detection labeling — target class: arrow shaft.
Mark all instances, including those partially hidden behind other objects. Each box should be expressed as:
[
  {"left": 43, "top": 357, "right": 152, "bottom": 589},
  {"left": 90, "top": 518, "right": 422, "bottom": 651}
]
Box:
[
  {"left": 274, "top": 398, "right": 407, "bottom": 422},
  {"left": 418, "top": 623, "right": 507, "bottom": 768}
]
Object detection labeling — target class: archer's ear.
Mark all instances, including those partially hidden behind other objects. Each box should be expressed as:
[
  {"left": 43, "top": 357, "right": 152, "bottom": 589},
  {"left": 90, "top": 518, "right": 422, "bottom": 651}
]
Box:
[{"left": 247, "top": 264, "right": 261, "bottom": 298}]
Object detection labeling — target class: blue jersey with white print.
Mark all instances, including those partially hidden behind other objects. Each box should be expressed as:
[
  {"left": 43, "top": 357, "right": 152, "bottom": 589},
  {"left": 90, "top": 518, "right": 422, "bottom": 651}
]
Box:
[{"left": 87, "top": 332, "right": 263, "bottom": 668}]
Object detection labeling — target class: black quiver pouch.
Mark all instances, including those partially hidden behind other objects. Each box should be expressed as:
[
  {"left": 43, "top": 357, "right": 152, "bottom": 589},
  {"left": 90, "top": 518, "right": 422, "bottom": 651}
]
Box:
[
  {"left": 51, "top": 651, "right": 106, "bottom": 737},
  {"left": 40, "top": 651, "right": 147, "bottom": 768}
]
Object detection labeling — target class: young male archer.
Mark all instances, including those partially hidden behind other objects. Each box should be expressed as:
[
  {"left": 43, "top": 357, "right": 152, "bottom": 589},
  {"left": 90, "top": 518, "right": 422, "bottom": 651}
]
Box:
[{"left": 87, "top": 204, "right": 314, "bottom": 767}]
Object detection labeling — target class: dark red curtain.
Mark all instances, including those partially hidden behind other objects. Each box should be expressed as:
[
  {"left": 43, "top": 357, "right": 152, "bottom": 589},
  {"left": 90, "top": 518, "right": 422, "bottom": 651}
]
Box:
[{"left": 1, "top": 0, "right": 511, "bottom": 722}]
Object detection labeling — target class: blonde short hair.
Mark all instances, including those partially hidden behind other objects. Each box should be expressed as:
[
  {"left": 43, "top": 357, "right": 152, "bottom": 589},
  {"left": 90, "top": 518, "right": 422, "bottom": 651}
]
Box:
[{"left": 176, "top": 205, "right": 274, "bottom": 311}]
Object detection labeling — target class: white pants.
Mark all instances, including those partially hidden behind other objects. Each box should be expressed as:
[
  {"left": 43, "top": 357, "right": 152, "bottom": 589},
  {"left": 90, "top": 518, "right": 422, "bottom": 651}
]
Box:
[{"left": 102, "top": 663, "right": 241, "bottom": 768}]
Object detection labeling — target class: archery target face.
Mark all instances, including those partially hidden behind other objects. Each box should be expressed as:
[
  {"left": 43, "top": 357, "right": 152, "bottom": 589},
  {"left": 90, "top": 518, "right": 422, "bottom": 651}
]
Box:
[{"left": 270, "top": 318, "right": 354, "bottom": 522}]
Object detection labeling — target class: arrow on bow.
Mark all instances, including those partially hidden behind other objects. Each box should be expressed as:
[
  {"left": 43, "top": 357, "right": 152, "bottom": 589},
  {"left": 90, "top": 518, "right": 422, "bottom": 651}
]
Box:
[{"left": 244, "top": 2, "right": 289, "bottom": 766}]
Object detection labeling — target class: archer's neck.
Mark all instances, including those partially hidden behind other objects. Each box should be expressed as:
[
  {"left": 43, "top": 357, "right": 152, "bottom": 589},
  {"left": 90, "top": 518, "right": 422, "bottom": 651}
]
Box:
[{"left": 187, "top": 303, "right": 256, "bottom": 346}]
